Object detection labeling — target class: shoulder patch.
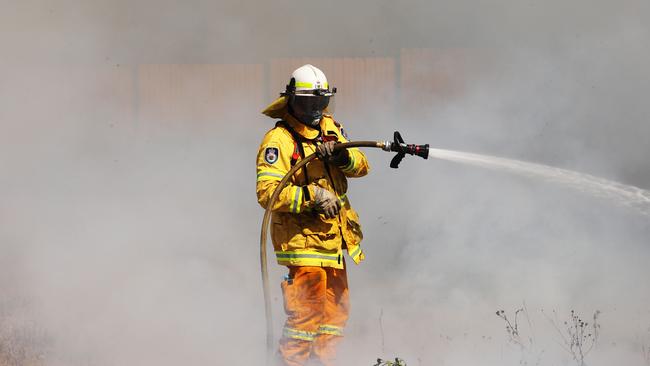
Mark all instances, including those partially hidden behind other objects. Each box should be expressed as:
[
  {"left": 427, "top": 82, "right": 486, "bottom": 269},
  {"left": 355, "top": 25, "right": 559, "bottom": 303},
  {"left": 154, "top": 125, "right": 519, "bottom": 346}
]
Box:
[{"left": 264, "top": 147, "right": 279, "bottom": 164}]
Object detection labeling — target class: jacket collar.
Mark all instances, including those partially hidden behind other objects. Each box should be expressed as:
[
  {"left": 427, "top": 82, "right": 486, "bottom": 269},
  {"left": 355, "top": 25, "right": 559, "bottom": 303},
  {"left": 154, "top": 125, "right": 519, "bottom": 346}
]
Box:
[{"left": 283, "top": 113, "right": 321, "bottom": 140}]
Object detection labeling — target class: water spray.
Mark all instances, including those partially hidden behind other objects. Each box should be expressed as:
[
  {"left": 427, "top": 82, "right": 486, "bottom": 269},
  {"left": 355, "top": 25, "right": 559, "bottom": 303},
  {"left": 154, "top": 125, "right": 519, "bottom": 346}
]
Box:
[
  {"left": 427, "top": 148, "right": 650, "bottom": 217},
  {"left": 260, "top": 131, "right": 429, "bottom": 361}
]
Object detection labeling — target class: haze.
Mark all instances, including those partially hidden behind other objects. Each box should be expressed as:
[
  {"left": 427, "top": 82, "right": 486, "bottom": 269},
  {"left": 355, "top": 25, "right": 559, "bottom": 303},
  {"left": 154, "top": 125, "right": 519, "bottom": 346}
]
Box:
[{"left": 1, "top": 0, "right": 649, "bottom": 365}]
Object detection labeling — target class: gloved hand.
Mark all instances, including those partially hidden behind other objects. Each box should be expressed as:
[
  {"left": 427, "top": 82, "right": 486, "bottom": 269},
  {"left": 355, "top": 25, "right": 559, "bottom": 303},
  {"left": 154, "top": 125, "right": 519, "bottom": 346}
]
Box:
[
  {"left": 311, "top": 186, "right": 341, "bottom": 219},
  {"left": 316, "top": 141, "right": 350, "bottom": 167}
]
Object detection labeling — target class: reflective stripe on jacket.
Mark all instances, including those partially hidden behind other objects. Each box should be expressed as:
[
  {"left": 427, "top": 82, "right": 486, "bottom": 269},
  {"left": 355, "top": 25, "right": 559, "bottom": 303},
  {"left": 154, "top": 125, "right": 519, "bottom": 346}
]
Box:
[{"left": 256, "top": 113, "right": 369, "bottom": 268}]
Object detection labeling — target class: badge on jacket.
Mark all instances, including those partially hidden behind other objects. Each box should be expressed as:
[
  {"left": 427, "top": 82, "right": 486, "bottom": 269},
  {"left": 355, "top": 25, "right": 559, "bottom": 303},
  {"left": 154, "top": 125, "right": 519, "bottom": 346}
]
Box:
[{"left": 264, "top": 147, "right": 279, "bottom": 164}]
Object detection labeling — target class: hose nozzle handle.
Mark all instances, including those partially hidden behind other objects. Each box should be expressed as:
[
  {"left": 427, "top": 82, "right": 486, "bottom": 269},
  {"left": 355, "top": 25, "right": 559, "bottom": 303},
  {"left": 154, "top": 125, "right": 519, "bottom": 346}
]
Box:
[{"left": 389, "top": 131, "right": 429, "bottom": 169}]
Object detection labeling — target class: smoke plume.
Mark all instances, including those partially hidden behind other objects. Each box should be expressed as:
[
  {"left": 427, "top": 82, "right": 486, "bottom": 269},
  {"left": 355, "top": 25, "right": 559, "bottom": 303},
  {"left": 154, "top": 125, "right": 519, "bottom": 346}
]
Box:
[{"left": 1, "top": 0, "right": 649, "bottom": 365}]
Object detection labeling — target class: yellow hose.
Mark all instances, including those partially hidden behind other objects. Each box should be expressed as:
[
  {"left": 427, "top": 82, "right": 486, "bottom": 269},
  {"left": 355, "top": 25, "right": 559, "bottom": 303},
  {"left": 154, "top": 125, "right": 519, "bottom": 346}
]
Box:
[{"left": 260, "top": 141, "right": 384, "bottom": 361}]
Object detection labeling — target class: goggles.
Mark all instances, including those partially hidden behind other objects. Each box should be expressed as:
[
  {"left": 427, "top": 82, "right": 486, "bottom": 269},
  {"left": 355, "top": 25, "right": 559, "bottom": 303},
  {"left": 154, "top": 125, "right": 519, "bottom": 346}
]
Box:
[{"left": 292, "top": 94, "right": 330, "bottom": 112}]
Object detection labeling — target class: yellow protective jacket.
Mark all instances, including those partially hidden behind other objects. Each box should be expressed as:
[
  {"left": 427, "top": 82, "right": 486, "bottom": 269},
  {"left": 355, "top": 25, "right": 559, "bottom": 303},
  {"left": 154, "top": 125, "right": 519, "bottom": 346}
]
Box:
[{"left": 257, "top": 102, "right": 370, "bottom": 269}]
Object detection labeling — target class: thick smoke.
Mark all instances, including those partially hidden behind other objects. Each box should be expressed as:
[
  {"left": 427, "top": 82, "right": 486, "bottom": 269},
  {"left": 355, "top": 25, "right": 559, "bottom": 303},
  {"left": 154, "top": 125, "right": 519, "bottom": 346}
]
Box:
[{"left": 1, "top": 1, "right": 650, "bottom": 365}]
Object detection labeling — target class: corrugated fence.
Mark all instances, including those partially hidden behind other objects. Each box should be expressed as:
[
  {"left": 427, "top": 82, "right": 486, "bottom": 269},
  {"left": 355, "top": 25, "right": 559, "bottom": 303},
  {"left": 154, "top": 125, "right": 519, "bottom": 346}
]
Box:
[{"left": 54, "top": 50, "right": 481, "bottom": 128}]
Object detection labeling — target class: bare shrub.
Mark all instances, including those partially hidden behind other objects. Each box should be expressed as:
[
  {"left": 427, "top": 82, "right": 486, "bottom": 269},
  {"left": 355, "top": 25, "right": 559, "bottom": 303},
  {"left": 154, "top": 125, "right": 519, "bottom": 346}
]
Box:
[
  {"left": 496, "top": 305, "right": 543, "bottom": 365},
  {"left": 642, "top": 325, "right": 650, "bottom": 366},
  {"left": 373, "top": 358, "right": 407, "bottom": 366},
  {"left": 542, "top": 309, "right": 600, "bottom": 366}
]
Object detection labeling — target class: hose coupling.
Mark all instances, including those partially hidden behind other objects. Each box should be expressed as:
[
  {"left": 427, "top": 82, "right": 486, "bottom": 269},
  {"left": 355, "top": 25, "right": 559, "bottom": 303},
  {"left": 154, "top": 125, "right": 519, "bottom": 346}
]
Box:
[{"left": 381, "top": 141, "right": 392, "bottom": 152}]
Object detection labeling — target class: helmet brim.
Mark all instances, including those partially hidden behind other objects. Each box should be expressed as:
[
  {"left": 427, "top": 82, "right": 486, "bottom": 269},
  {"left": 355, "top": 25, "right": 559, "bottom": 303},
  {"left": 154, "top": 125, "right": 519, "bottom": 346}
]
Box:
[{"left": 288, "top": 88, "right": 335, "bottom": 97}]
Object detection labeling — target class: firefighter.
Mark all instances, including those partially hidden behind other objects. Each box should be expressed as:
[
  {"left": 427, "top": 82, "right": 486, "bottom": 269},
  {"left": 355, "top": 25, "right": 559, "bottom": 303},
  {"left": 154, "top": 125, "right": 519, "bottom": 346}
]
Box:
[{"left": 256, "top": 64, "right": 370, "bottom": 366}]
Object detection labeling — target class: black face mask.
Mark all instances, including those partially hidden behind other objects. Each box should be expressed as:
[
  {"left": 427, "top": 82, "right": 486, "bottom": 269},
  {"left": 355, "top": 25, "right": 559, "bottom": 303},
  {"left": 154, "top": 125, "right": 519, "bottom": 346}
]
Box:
[{"left": 289, "top": 95, "right": 330, "bottom": 127}]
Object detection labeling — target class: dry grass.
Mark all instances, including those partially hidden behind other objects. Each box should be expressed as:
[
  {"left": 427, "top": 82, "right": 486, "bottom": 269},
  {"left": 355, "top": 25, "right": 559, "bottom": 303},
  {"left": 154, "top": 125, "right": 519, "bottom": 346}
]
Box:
[{"left": 0, "top": 298, "right": 49, "bottom": 366}]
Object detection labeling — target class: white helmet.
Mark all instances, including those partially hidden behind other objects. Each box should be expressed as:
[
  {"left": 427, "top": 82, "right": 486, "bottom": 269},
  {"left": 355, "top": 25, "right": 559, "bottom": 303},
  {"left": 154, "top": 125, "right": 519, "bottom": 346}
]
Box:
[{"left": 284, "top": 64, "right": 335, "bottom": 97}]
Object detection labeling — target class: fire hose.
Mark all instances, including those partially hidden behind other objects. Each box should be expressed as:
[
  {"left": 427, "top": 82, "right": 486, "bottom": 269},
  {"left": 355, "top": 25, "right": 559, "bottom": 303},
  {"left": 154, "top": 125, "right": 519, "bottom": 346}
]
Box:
[{"left": 260, "top": 131, "right": 429, "bottom": 359}]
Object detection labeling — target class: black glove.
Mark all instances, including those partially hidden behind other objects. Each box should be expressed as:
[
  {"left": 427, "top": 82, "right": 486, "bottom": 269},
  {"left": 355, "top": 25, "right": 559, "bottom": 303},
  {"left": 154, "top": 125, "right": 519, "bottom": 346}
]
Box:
[
  {"left": 316, "top": 141, "right": 350, "bottom": 167},
  {"left": 311, "top": 186, "right": 341, "bottom": 219}
]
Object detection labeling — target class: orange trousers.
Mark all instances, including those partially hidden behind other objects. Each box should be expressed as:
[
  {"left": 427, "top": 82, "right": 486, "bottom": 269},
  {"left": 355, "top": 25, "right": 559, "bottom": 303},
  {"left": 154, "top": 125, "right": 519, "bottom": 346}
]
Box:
[{"left": 278, "top": 265, "right": 350, "bottom": 366}]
